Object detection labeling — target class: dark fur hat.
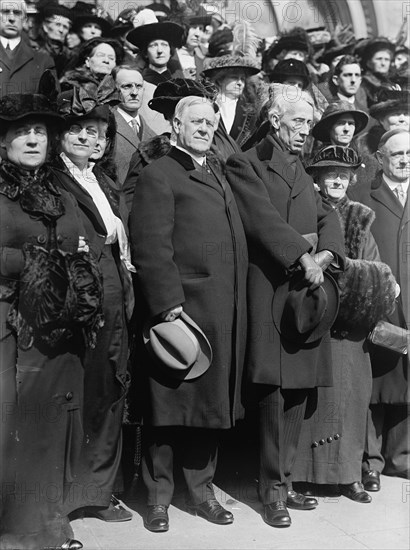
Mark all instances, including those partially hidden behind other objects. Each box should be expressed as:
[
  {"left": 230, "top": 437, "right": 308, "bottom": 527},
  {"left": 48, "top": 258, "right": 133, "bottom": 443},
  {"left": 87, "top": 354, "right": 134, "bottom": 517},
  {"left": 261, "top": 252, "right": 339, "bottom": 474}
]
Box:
[{"left": 0, "top": 94, "right": 64, "bottom": 132}]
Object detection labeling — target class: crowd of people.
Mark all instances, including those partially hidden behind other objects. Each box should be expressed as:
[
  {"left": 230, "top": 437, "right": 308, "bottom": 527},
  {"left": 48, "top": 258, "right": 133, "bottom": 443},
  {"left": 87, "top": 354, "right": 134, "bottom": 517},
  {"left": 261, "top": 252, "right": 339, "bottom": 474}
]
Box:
[{"left": 0, "top": 1, "right": 409, "bottom": 549}]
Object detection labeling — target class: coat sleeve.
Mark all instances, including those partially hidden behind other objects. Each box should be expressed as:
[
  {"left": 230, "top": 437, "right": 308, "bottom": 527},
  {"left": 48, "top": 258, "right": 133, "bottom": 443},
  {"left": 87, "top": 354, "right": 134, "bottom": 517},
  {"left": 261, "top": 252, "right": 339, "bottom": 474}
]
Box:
[
  {"left": 225, "top": 153, "right": 313, "bottom": 268},
  {"left": 128, "top": 164, "right": 185, "bottom": 317},
  {"left": 123, "top": 150, "right": 145, "bottom": 212},
  {"left": 315, "top": 192, "right": 346, "bottom": 269}
]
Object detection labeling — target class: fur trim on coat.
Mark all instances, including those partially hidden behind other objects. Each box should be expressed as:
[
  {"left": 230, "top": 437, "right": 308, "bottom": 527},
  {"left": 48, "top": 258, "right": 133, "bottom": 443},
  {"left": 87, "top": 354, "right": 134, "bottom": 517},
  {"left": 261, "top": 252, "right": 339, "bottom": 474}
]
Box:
[{"left": 334, "top": 197, "right": 397, "bottom": 332}]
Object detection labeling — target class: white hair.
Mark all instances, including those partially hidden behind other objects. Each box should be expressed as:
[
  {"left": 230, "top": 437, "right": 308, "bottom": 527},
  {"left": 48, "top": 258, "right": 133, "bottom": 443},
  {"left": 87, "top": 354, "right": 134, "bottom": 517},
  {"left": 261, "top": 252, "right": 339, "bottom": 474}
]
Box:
[
  {"left": 173, "top": 96, "right": 216, "bottom": 125},
  {"left": 263, "top": 83, "right": 316, "bottom": 122}
]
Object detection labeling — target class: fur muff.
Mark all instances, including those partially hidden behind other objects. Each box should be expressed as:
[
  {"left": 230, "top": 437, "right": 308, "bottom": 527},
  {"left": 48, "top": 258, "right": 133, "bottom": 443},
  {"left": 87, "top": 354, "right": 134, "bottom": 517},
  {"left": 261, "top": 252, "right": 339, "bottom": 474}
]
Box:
[{"left": 334, "top": 196, "right": 397, "bottom": 331}]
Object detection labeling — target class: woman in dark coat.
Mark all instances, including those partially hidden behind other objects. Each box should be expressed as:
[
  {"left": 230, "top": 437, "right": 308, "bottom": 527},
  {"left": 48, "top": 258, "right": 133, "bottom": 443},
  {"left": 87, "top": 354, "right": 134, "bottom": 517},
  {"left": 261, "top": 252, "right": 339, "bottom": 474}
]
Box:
[
  {"left": 293, "top": 145, "right": 398, "bottom": 501},
  {"left": 50, "top": 85, "right": 134, "bottom": 522},
  {"left": 0, "top": 94, "right": 103, "bottom": 549}
]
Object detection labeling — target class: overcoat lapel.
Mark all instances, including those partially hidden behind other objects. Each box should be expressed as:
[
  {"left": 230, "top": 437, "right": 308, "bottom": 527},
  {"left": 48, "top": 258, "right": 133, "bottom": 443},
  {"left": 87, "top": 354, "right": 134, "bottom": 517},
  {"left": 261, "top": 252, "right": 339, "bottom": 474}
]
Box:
[
  {"left": 9, "top": 41, "right": 34, "bottom": 78},
  {"left": 114, "top": 109, "right": 139, "bottom": 148},
  {"left": 371, "top": 173, "right": 404, "bottom": 220}
]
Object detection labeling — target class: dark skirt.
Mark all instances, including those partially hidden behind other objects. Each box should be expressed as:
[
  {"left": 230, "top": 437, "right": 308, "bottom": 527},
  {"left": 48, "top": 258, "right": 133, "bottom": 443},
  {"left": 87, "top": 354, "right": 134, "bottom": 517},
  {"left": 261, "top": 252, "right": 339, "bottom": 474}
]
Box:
[
  {"left": 293, "top": 333, "right": 372, "bottom": 484},
  {"left": 71, "top": 244, "right": 128, "bottom": 509}
]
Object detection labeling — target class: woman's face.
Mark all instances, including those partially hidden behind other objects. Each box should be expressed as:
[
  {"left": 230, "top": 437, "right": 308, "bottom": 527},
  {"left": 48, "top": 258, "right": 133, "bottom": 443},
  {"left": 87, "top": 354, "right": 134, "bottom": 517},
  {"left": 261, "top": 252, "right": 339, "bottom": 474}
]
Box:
[
  {"left": 368, "top": 49, "right": 392, "bottom": 75},
  {"left": 90, "top": 121, "right": 108, "bottom": 161},
  {"left": 85, "top": 43, "right": 116, "bottom": 75},
  {"left": 1, "top": 118, "right": 48, "bottom": 170},
  {"left": 60, "top": 118, "right": 99, "bottom": 166},
  {"left": 66, "top": 31, "right": 81, "bottom": 49},
  {"left": 318, "top": 167, "right": 353, "bottom": 203},
  {"left": 329, "top": 115, "right": 356, "bottom": 146},
  {"left": 80, "top": 21, "right": 102, "bottom": 40},
  {"left": 219, "top": 69, "right": 246, "bottom": 99}
]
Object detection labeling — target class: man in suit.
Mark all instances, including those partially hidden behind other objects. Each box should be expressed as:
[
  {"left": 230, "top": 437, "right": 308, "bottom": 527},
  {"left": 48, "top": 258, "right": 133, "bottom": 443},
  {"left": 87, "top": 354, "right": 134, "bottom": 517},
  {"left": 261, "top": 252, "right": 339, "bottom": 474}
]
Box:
[
  {"left": 129, "top": 96, "right": 248, "bottom": 533},
  {"left": 0, "top": 0, "right": 55, "bottom": 97},
  {"left": 112, "top": 64, "right": 156, "bottom": 186},
  {"left": 355, "top": 129, "right": 410, "bottom": 486},
  {"left": 225, "top": 83, "right": 345, "bottom": 528}
]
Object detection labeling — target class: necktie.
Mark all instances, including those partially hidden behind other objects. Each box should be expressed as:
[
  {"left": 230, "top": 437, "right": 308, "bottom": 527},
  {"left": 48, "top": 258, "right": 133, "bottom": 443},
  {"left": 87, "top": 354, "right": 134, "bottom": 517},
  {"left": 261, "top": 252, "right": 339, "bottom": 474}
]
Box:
[
  {"left": 129, "top": 119, "right": 141, "bottom": 139},
  {"left": 5, "top": 42, "right": 12, "bottom": 58},
  {"left": 394, "top": 183, "right": 406, "bottom": 207}
]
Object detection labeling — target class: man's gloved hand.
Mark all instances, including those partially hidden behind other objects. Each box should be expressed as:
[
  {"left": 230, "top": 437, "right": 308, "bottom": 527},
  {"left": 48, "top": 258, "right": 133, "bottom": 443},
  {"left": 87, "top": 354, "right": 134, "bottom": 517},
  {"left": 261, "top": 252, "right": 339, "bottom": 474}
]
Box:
[
  {"left": 313, "top": 250, "right": 335, "bottom": 271},
  {"left": 299, "top": 252, "right": 324, "bottom": 289}
]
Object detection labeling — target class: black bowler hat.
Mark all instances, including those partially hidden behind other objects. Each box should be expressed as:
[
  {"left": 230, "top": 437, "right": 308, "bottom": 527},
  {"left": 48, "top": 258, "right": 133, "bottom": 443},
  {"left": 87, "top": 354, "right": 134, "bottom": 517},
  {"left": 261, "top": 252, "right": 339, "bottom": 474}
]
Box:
[
  {"left": 148, "top": 78, "right": 218, "bottom": 118},
  {"left": 272, "top": 270, "right": 340, "bottom": 344},
  {"left": 127, "top": 21, "right": 184, "bottom": 50},
  {"left": 305, "top": 145, "right": 362, "bottom": 173},
  {"left": 311, "top": 101, "right": 369, "bottom": 142},
  {"left": 269, "top": 58, "right": 310, "bottom": 88}
]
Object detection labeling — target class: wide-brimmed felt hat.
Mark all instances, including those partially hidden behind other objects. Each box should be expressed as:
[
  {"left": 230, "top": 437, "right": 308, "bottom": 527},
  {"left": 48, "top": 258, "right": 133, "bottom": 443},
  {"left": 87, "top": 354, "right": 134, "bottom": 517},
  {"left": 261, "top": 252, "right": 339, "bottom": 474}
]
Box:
[
  {"left": 316, "top": 41, "right": 355, "bottom": 66},
  {"left": 71, "top": 1, "right": 113, "bottom": 36},
  {"left": 272, "top": 270, "right": 340, "bottom": 344},
  {"left": 305, "top": 145, "right": 362, "bottom": 173},
  {"left": 143, "top": 311, "right": 212, "bottom": 380},
  {"left": 201, "top": 54, "right": 260, "bottom": 78},
  {"left": 267, "top": 35, "right": 310, "bottom": 59},
  {"left": 369, "top": 88, "right": 410, "bottom": 119},
  {"left": 127, "top": 21, "right": 184, "bottom": 50},
  {"left": 40, "top": 3, "right": 74, "bottom": 23},
  {"left": 361, "top": 37, "right": 395, "bottom": 65},
  {"left": 269, "top": 58, "right": 310, "bottom": 87},
  {"left": 311, "top": 101, "right": 369, "bottom": 142},
  {"left": 148, "top": 78, "right": 218, "bottom": 116},
  {"left": 0, "top": 94, "right": 64, "bottom": 129}
]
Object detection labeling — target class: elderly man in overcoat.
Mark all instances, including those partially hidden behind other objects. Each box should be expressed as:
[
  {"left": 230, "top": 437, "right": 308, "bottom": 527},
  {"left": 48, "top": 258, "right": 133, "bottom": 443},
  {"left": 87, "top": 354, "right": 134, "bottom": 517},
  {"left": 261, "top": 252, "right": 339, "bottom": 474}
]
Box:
[
  {"left": 129, "top": 96, "right": 248, "bottom": 532},
  {"left": 356, "top": 128, "right": 410, "bottom": 486},
  {"left": 225, "top": 84, "right": 345, "bottom": 528}
]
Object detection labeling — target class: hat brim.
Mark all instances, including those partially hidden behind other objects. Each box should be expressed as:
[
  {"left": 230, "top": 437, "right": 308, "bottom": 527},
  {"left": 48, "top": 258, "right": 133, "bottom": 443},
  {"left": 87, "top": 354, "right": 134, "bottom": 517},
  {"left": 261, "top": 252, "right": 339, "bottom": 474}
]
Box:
[
  {"left": 0, "top": 111, "right": 65, "bottom": 128},
  {"left": 312, "top": 110, "right": 369, "bottom": 142},
  {"left": 369, "top": 100, "right": 410, "bottom": 118},
  {"left": 317, "top": 44, "right": 355, "bottom": 66},
  {"left": 305, "top": 159, "right": 361, "bottom": 172},
  {"left": 127, "top": 22, "right": 184, "bottom": 50},
  {"left": 72, "top": 15, "right": 112, "bottom": 36},
  {"left": 272, "top": 271, "right": 340, "bottom": 344},
  {"left": 202, "top": 65, "right": 260, "bottom": 78},
  {"left": 143, "top": 311, "right": 213, "bottom": 380}
]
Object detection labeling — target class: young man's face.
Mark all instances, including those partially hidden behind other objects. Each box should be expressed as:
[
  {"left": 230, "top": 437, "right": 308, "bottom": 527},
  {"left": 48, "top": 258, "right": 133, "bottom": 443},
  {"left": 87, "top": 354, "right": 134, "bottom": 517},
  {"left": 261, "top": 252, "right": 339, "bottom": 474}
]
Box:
[{"left": 333, "top": 63, "right": 362, "bottom": 97}]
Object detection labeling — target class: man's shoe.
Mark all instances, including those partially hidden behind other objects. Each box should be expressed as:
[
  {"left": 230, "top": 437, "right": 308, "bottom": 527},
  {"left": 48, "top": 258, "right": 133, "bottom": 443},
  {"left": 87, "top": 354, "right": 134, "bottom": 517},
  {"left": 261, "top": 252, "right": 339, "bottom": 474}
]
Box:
[
  {"left": 188, "top": 499, "right": 233, "bottom": 525},
  {"left": 144, "top": 505, "right": 169, "bottom": 532},
  {"left": 286, "top": 490, "right": 318, "bottom": 510},
  {"left": 340, "top": 482, "right": 372, "bottom": 503},
  {"left": 263, "top": 502, "right": 291, "bottom": 527},
  {"left": 61, "top": 540, "right": 83, "bottom": 550},
  {"left": 362, "top": 470, "right": 381, "bottom": 492}
]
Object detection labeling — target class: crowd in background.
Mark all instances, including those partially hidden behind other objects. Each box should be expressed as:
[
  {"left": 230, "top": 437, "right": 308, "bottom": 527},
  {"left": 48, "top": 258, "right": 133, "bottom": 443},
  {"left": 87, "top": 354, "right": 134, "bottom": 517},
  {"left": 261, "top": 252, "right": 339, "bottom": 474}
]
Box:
[{"left": 0, "top": 1, "right": 409, "bottom": 549}]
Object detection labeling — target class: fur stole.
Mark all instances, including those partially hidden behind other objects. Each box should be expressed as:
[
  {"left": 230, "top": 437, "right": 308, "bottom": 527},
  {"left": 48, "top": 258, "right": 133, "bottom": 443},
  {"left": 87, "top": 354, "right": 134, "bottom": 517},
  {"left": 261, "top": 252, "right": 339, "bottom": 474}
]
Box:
[
  {"left": 334, "top": 197, "right": 397, "bottom": 332},
  {"left": 60, "top": 67, "right": 101, "bottom": 91}
]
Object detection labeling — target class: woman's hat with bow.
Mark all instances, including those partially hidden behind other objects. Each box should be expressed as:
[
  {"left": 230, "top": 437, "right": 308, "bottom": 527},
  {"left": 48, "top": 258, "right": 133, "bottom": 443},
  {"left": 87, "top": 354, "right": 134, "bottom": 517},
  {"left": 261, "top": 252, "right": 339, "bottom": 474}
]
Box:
[{"left": 57, "top": 74, "right": 121, "bottom": 122}]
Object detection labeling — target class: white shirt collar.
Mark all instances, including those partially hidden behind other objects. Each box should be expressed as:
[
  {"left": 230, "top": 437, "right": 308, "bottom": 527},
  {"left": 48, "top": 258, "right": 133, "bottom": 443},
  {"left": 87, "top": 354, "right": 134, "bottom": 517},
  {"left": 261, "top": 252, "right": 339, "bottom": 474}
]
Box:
[
  {"left": 337, "top": 92, "right": 355, "bottom": 104},
  {"left": 175, "top": 144, "right": 206, "bottom": 166},
  {"left": 117, "top": 107, "right": 141, "bottom": 126},
  {"left": 383, "top": 173, "right": 409, "bottom": 194},
  {"left": 0, "top": 36, "right": 21, "bottom": 50}
]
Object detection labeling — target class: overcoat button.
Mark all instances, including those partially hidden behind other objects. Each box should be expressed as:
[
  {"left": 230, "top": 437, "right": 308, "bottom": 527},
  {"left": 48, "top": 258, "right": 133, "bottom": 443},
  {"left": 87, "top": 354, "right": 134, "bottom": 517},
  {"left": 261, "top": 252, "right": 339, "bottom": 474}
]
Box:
[
  {"left": 57, "top": 235, "right": 63, "bottom": 244},
  {"left": 319, "top": 439, "right": 325, "bottom": 445},
  {"left": 312, "top": 441, "right": 319, "bottom": 448},
  {"left": 37, "top": 234, "right": 46, "bottom": 244},
  {"left": 327, "top": 437, "right": 333, "bottom": 443},
  {"left": 334, "top": 434, "right": 340, "bottom": 440},
  {"left": 65, "top": 392, "right": 73, "bottom": 401}
]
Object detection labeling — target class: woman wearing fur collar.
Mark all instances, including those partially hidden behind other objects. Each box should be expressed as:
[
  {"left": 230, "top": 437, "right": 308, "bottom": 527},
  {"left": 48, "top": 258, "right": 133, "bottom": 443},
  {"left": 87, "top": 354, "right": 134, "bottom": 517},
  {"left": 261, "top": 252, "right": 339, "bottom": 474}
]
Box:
[{"left": 292, "top": 145, "right": 398, "bottom": 503}]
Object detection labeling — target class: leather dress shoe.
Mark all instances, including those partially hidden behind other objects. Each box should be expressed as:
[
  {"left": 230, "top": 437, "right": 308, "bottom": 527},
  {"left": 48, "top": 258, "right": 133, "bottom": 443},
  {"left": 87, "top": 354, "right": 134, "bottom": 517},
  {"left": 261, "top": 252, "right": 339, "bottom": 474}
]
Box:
[
  {"left": 188, "top": 499, "right": 234, "bottom": 525},
  {"left": 61, "top": 540, "right": 83, "bottom": 550},
  {"left": 340, "top": 482, "right": 372, "bottom": 503},
  {"left": 362, "top": 470, "right": 381, "bottom": 492},
  {"left": 144, "top": 505, "right": 169, "bottom": 532},
  {"left": 286, "top": 490, "right": 318, "bottom": 510},
  {"left": 263, "top": 501, "right": 291, "bottom": 527}
]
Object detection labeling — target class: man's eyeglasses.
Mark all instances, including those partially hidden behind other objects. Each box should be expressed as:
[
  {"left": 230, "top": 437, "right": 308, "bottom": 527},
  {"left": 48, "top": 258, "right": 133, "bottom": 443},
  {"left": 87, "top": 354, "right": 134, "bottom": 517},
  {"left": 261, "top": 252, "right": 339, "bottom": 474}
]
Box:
[
  {"left": 323, "top": 172, "right": 350, "bottom": 182},
  {"left": 13, "top": 126, "right": 47, "bottom": 141}
]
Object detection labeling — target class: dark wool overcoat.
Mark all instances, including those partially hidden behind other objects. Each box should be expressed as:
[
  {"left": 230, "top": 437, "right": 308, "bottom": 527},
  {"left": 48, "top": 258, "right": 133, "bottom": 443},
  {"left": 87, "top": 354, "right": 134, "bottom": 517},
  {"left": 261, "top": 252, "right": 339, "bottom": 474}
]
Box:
[
  {"left": 50, "top": 159, "right": 133, "bottom": 508},
  {"left": 0, "top": 39, "right": 55, "bottom": 97},
  {"left": 352, "top": 171, "right": 409, "bottom": 404},
  {"left": 225, "top": 134, "right": 345, "bottom": 389},
  {"left": 129, "top": 147, "right": 248, "bottom": 429},
  {"left": 0, "top": 168, "right": 86, "bottom": 547}
]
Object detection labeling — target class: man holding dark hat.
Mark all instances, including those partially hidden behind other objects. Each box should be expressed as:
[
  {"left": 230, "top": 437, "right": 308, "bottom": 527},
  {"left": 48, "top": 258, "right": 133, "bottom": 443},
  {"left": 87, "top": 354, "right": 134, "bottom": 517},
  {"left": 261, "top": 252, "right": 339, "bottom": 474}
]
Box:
[
  {"left": 129, "top": 95, "right": 248, "bottom": 533},
  {"left": 226, "top": 83, "right": 345, "bottom": 528}
]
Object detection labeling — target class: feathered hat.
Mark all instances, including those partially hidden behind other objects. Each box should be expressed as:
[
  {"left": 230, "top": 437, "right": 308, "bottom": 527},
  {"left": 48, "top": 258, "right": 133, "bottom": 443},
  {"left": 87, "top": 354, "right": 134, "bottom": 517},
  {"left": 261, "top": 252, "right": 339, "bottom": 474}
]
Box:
[
  {"left": 201, "top": 21, "right": 261, "bottom": 78},
  {"left": 316, "top": 24, "right": 356, "bottom": 66}
]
